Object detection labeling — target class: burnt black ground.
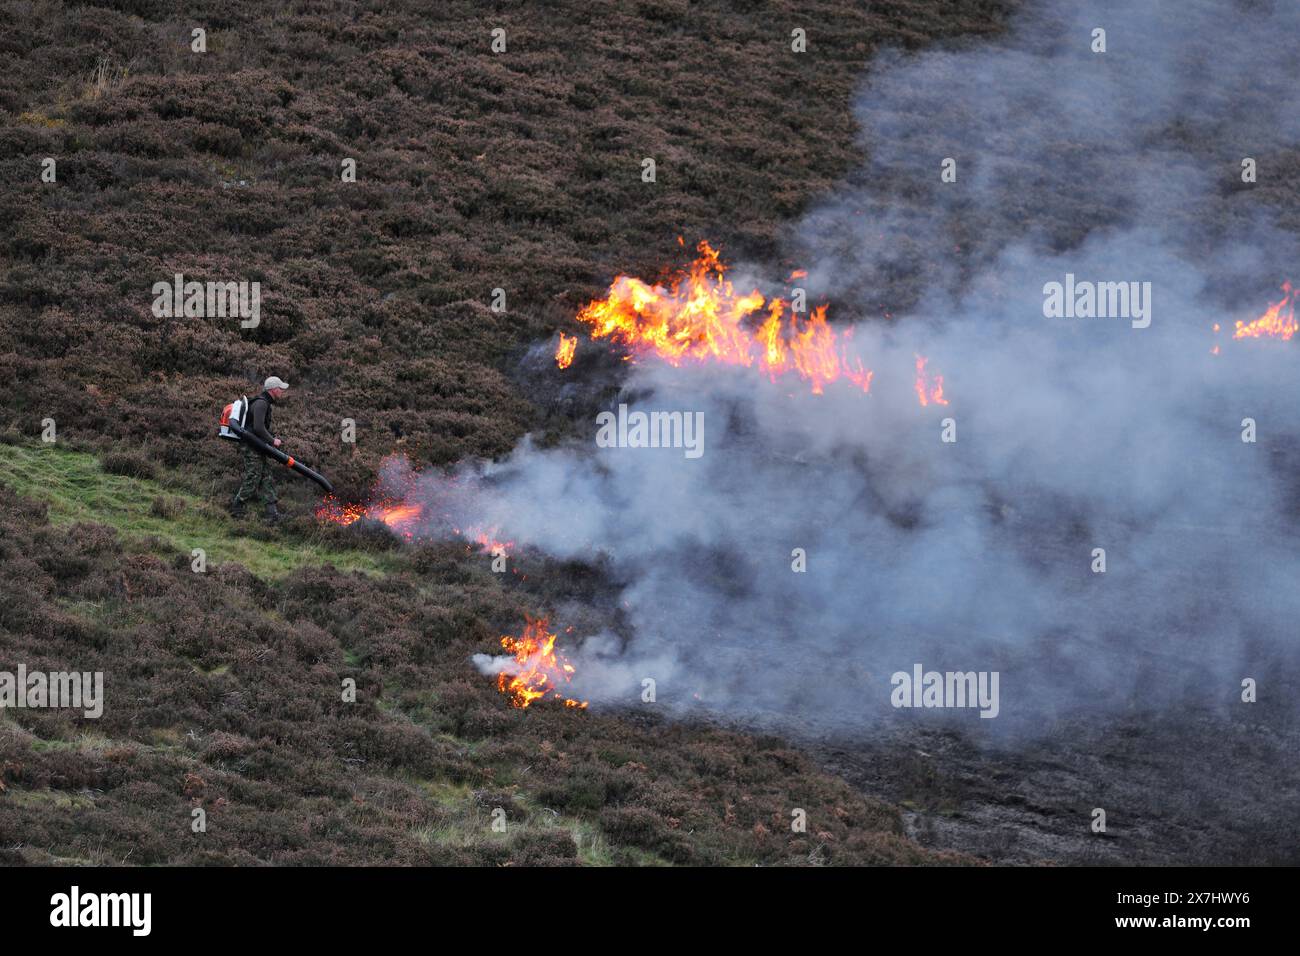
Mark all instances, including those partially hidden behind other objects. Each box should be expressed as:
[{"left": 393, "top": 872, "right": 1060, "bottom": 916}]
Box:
[{"left": 812, "top": 709, "right": 1300, "bottom": 865}]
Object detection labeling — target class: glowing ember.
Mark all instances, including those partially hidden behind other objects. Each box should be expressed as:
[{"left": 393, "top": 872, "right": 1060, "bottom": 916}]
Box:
[
  {"left": 914, "top": 354, "right": 948, "bottom": 406},
  {"left": 317, "top": 493, "right": 511, "bottom": 554},
  {"left": 316, "top": 496, "right": 423, "bottom": 539},
  {"left": 1233, "top": 282, "right": 1298, "bottom": 340},
  {"left": 495, "top": 616, "right": 587, "bottom": 710},
  {"left": 375, "top": 502, "right": 423, "bottom": 533},
  {"left": 566, "top": 240, "right": 872, "bottom": 395},
  {"left": 555, "top": 332, "right": 577, "bottom": 369},
  {"left": 455, "top": 525, "right": 515, "bottom": 556}
]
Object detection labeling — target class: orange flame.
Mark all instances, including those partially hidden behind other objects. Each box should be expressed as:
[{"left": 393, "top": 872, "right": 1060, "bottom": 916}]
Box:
[
  {"left": 455, "top": 525, "right": 515, "bottom": 556},
  {"left": 914, "top": 354, "right": 948, "bottom": 406},
  {"left": 495, "top": 616, "right": 588, "bottom": 710},
  {"left": 567, "top": 240, "right": 872, "bottom": 395},
  {"left": 316, "top": 496, "right": 424, "bottom": 539},
  {"left": 317, "top": 494, "right": 511, "bottom": 554},
  {"left": 1233, "top": 282, "right": 1298, "bottom": 340},
  {"left": 555, "top": 333, "right": 577, "bottom": 369}
]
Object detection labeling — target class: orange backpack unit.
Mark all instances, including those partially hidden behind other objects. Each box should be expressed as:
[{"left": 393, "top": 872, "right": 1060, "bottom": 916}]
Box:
[{"left": 218, "top": 395, "right": 249, "bottom": 440}]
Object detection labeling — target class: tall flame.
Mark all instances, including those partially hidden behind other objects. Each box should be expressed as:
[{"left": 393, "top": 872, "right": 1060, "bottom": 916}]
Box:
[
  {"left": 914, "top": 354, "right": 948, "bottom": 406},
  {"left": 567, "top": 240, "right": 872, "bottom": 395},
  {"left": 555, "top": 332, "right": 577, "bottom": 369},
  {"left": 495, "top": 616, "right": 588, "bottom": 710}
]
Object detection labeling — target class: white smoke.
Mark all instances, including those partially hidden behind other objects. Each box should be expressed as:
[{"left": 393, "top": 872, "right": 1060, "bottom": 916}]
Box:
[{"left": 446, "top": 0, "right": 1300, "bottom": 731}]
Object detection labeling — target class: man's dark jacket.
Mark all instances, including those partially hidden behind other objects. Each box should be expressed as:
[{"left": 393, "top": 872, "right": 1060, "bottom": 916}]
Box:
[{"left": 246, "top": 390, "right": 277, "bottom": 446}]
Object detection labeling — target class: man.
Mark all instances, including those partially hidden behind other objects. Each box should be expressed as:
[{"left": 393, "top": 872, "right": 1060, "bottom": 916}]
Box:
[{"left": 231, "top": 376, "right": 290, "bottom": 521}]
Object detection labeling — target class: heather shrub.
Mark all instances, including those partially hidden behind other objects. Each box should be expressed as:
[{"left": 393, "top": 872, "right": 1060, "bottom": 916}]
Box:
[
  {"left": 101, "top": 451, "right": 157, "bottom": 480},
  {"left": 0, "top": 0, "right": 1017, "bottom": 867}
]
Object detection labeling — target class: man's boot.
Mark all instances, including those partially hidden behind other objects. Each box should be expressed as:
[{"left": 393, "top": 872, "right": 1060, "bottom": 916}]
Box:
[
  {"left": 229, "top": 497, "right": 246, "bottom": 518},
  {"left": 264, "top": 503, "right": 281, "bottom": 523}
]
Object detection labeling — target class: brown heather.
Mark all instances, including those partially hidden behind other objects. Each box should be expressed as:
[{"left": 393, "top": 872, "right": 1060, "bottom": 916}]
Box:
[{"left": 0, "top": 0, "right": 1013, "bottom": 865}]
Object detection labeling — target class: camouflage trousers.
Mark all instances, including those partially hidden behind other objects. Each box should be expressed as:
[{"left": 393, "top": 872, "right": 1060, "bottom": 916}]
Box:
[{"left": 235, "top": 444, "right": 277, "bottom": 505}]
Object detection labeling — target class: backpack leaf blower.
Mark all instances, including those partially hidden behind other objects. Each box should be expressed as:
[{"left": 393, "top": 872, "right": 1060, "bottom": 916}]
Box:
[{"left": 219, "top": 396, "right": 334, "bottom": 494}]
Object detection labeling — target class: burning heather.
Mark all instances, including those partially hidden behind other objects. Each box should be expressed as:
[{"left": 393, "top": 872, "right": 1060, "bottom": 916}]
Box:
[
  {"left": 1210, "top": 283, "right": 1297, "bottom": 353},
  {"left": 474, "top": 616, "right": 588, "bottom": 710},
  {"left": 561, "top": 239, "right": 874, "bottom": 396},
  {"left": 456, "top": 526, "right": 513, "bottom": 556},
  {"left": 1232, "top": 282, "right": 1298, "bottom": 341},
  {"left": 555, "top": 332, "right": 577, "bottom": 369},
  {"left": 913, "top": 354, "right": 948, "bottom": 407},
  {"left": 309, "top": 0, "right": 1300, "bottom": 736},
  {"left": 316, "top": 461, "right": 512, "bottom": 555},
  {"left": 316, "top": 495, "right": 425, "bottom": 539}
]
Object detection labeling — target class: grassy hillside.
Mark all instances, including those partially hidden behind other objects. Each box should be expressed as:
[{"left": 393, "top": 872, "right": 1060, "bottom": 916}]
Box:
[
  {"left": 0, "top": 0, "right": 1014, "bottom": 503},
  {"left": 0, "top": 0, "right": 1017, "bottom": 864},
  {"left": 0, "top": 441, "right": 965, "bottom": 864},
  {"left": 0, "top": 442, "right": 398, "bottom": 577}
]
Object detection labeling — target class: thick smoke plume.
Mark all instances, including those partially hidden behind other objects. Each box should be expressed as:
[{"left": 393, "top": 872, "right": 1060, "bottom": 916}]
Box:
[{"left": 434, "top": 0, "right": 1300, "bottom": 732}]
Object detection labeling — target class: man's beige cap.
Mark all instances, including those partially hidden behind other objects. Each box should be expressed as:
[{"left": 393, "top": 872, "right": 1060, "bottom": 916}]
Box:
[{"left": 264, "top": 376, "right": 290, "bottom": 390}]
